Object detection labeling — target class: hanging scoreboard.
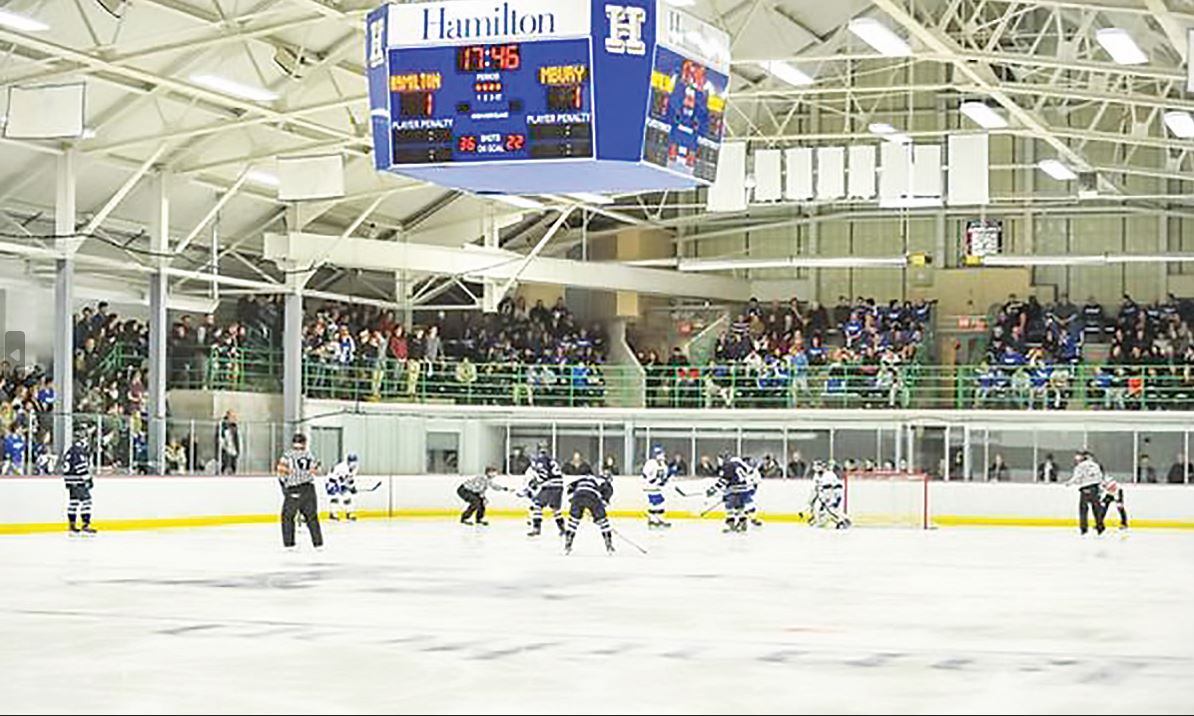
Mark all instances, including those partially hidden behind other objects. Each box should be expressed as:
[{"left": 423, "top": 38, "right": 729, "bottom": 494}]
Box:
[{"left": 366, "top": 0, "right": 731, "bottom": 194}]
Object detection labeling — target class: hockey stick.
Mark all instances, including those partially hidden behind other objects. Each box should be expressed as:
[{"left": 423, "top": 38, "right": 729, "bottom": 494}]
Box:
[
  {"left": 612, "top": 527, "right": 648, "bottom": 555},
  {"left": 360, "top": 481, "right": 382, "bottom": 493},
  {"left": 673, "top": 484, "right": 703, "bottom": 498}
]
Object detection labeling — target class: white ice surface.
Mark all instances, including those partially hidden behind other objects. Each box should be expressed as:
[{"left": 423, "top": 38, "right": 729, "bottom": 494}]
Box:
[{"left": 1, "top": 521, "right": 1192, "bottom": 714}]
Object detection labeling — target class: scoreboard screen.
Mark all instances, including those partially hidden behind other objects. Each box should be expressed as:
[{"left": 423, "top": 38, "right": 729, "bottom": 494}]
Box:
[
  {"left": 367, "top": 0, "right": 732, "bottom": 193},
  {"left": 642, "top": 45, "right": 729, "bottom": 184},
  {"left": 387, "top": 38, "right": 595, "bottom": 168}
]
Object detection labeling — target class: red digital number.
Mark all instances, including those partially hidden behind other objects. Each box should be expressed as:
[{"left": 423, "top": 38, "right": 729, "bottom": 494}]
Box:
[
  {"left": 504, "top": 44, "right": 520, "bottom": 70},
  {"left": 458, "top": 135, "right": 478, "bottom": 153},
  {"left": 505, "top": 134, "right": 526, "bottom": 152},
  {"left": 572, "top": 85, "right": 582, "bottom": 109}
]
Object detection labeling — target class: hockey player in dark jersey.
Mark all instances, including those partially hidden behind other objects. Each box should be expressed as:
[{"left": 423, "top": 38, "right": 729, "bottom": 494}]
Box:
[
  {"left": 62, "top": 433, "right": 95, "bottom": 535},
  {"left": 708, "top": 453, "right": 754, "bottom": 533},
  {"left": 563, "top": 463, "right": 615, "bottom": 555},
  {"left": 523, "top": 444, "right": 566, "bottom": 537}
]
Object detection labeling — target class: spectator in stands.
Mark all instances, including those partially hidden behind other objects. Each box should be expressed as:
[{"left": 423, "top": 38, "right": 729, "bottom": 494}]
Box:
[
  {"left": 695, "top": 454, "right": 718, "bottom": 477},
  {"left": 1037, "top": 453, "right": 1059, "bottom": 483},
  {"left": 1137, "top": 454, "right": 1157, "bottom": 484},
  {"left": 987, "top": 453, "right": 1011, "bottom": 482},
  {"left": 1166, "top": 454, "right": 1191, "bottom": 484},
  {"left": 508, "top": 446, "right": 530, "bottom": 476},
  {"left": 787, "top": 450, "right": 807, "bottom": 479},
  {"left": 164, "top": 438, "right": 187, "bottom": 475},
  {"left": 1, "top": 426, "right": 26, "bottom": 475},
  {"left": 669, "top": 452, "right": 689, "bottom": 477},
  {"left": 758, "top": 454, "right": 781, "bottom": 479},
  {"left": 218, "top": 410, "right": 240, "bottom": 475},
  {"left": 601, "top": 455, "right": 618, "bottom": 476}
]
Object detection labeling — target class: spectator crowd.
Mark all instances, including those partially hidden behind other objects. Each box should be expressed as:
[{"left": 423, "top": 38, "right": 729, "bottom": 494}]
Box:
[{"left": 642, "top": 295, "right": 934, "bottom": 409}]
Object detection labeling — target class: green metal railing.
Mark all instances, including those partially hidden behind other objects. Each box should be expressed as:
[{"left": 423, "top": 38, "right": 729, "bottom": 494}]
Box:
[
  {"left": 303, "top": 358, "right": 614, "bottom": 407},
  {"left": 93, "top": 341, "right": 1194, "bottom": 411}
]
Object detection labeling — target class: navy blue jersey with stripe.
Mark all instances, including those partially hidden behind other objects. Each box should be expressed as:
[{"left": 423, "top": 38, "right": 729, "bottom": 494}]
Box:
[{"left": 62, "top": 444, "right": 90, "bottom": 485}]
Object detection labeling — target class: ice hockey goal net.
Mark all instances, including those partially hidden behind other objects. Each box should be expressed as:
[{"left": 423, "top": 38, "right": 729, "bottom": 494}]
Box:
[{"left": 842, "top": 470, "right": 931, "bottom": 529}]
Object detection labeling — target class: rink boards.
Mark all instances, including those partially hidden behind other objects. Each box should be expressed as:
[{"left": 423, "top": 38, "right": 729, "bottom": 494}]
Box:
[{"left": 1, "top": 475, "right": 1193, "bottom": 533}]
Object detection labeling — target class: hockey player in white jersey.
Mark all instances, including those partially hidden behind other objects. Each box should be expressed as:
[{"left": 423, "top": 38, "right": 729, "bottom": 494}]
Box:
[
  {"left": 325, "top": 453, "right": 360, "bottom": 521},
  {"left": 806, "top": 460, "right": 850, "bottom": 529},
  {"left": 641, "top": 445, "right": 672, "bottom": 529}
]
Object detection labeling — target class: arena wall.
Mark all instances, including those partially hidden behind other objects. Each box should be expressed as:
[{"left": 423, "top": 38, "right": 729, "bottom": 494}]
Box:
[{"left": 1, "top": 475, "right": 1192, "bottom": 534}]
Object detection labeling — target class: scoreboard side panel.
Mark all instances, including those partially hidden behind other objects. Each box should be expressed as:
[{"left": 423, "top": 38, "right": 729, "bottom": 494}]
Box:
[
  {"left": 591, "top": 0, "right": 658, "bottom": 163},
  {"left": 366, "top": 5, "right": 393, "bottom": 171}
]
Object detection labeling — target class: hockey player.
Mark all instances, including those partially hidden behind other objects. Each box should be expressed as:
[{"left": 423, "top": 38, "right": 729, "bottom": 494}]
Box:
[
  {"left": 806, "top": 460, "right": 850, "bottom": 529},
  {"left": 563, "top": 464, "right": 615, "bottom": 555},
  {"left": 524, "top": 445, "right": 565, "bottom": 537},
  {"left": 741, "top": 458, "right": 764, "bottom": 528},
  {"left": 325, "top": 453, "right": 360, "bottom": 521},
  {"left": 276, "top": 433, "right": 324, "bottom": 549},
  {"left": 1066, "top": 450, "right": 1106, "bottom": 535},
  {"left": 457, "top": 466, "right": 511, "bottom": 526},
  {"left": 1101, "top": 476, "right": 1129, "bottom": 531},
  {"left": 707, "top": 453, "right": 754, "bottom": 533},
  {"left": 641, "top": 445, "right": 672, "bottom": 529},
  {"left": 62, "top": 432, "right": 95, "bottom": 535}
]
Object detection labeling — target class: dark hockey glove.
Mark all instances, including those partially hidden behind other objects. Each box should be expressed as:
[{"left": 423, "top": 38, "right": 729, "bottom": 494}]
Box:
[{"left": 705, "top": 486, "right": 718, "bottom": 498}]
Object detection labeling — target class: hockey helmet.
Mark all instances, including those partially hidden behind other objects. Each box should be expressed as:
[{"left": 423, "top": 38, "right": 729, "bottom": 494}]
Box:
[
  {"left": 346, "top": 452, "right": 359, "bottom": 464},
  {"left": 292, "top": 433, "right": 308, "bottom": 447},
  {"left": 651, "top": 444, "right": 666, "bottom": 459}
]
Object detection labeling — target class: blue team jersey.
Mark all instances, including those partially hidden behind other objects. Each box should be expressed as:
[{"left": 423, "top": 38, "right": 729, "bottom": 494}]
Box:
[
  {"left": 4, "top": 434, "right": 25, "bottom": 464},
  {"left": 62, "top": 444, "right": 90, "bottom": 484}
]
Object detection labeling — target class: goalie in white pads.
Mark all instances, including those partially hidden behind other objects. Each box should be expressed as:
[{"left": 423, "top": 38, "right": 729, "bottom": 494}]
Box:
[
  {"left": 564, "top": 464, "right": 615, "bottom": 555},
  {"left": 807, "top": 461, "right": 850, "bottom": 529},
  {"left": 325, "top": 453, "right": 360, "bottom": 521},
  {"left": 642, "top": 445, "right": 672, "bottom": 529}
]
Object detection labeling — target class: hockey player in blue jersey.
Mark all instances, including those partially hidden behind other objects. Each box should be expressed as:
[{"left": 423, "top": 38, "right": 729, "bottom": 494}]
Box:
[
  {"left": 641, "top": 445, "right": 672, "bottom": 529},
  {"left": 524, "top": 445, "right": 565, "bottom": 537},
  {"left": 62, "top": 433, "right": 95, "bottom": 534},
  {"left": 563, "top": 463, "right": 615, "bottom": 555},
  {"left": 708, "top": 454, "right": 755, "bottom": 533}
]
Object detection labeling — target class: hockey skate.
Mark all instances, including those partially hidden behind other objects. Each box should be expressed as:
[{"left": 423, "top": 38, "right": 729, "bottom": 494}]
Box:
[
  {"left": 526, "top": 526, "right": 542, "bottom": 537},
  {"left": 563, "top": 533, "right": 575, "bottom": 555},
  {"left": 603, "top": 535, "right": 615, "bottom": 555},
  {"left": 80, "top": 525, "right": 97, "bottom": 535},
  {"left": 460, "top": 517, "right": 473, "bottom": 525},
  {"left": 475, "top": 519, "right": 489, "bottom": 526},
  {"left": 68, "top": 524, "right": 81, "bottom": 535},
  {"left": 329, "top": 513, "right": 340, "bottom": 521},
  {"left": 346, "top": 513, "right": 357, "bottom": 522}
]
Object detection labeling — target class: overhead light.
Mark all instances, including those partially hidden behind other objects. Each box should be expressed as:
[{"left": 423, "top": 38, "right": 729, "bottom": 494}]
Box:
[
  {"left": 868, "top": 122, "right": 910, "bottom": 144},
  {"left": 678, "top": 256, "right": 908, "bottom": 272},
  {"left": 191, "top": 74, "right": 278, "bottom": 102},
  {"left": 1038, "top": 159, "right": 1077, "bottom": 181},
  {"left": 1163, "top": 110, "right": 1194, "bottom": 139},
  {"left": 665, "top": 0, "right": 696, "bottom": 6},
  {"left": 959, "top": 101, "right": 1008, "bottom": 129},
  {"left": 758, "top": 60, "right": 814, "bottom": 87},
  {"left": 880, "top": 197, "right": 944, "bottom": 209},
  {"left": 848, "top": 18, "right": 911, "bottom": 57},
  {"left": 491, "top": 195, "right": 546, "bottom": 211},
  {"left": 983, "top": 254, "right": 1104, "bottom": 267},
  {"left": 565, "top": 192, "right": 614, "bottom": 205},
  {"left": 245, "top": 169, "right": 280, "bottom": 187},
  {"left": 0, "top": 8, "right": 50, "bottom": 32},
  {"left": 1095, "top": 28, "right": 1147, "bottom": 65},
  {"left": 81, "top": 127, "right": 97, "bottom": 140}
]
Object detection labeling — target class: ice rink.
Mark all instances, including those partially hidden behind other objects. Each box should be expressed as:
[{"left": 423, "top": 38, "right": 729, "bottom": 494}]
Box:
[{"left": 1, "top": 520, "right": 1192, "bottom": 714}]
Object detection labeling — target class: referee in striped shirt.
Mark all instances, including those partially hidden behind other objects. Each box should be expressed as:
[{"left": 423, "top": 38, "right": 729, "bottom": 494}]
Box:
[{"left": 277, "top": 433, "right": 324, "bottom": 549}]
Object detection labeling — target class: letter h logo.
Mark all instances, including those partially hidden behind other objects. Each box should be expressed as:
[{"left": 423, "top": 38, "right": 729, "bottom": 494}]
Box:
[
  {"left": 368, "top": 19, "right": 385, "bottom": 68},
  {"left": 605, "top": 4, "right": 647, "bottom": 56}
]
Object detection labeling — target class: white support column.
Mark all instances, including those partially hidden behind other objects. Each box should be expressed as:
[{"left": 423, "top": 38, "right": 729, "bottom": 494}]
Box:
[
  {"left": 283, "top": 276, "right": 303, "bottom": 436},
  {"left": 147, "top": 170, "right": 170, "bottom": 472},
  {"left": 53, "top": 150, "right": 76, "bottom": 457}
]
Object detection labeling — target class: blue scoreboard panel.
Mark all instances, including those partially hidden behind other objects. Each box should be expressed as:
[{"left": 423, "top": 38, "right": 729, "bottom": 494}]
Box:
[
  {"left": 366, "top": 0, "right": 731, "bottom": 195},
  {"left": 387, "top": 38, "right": 595, "bottom": 165}
]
